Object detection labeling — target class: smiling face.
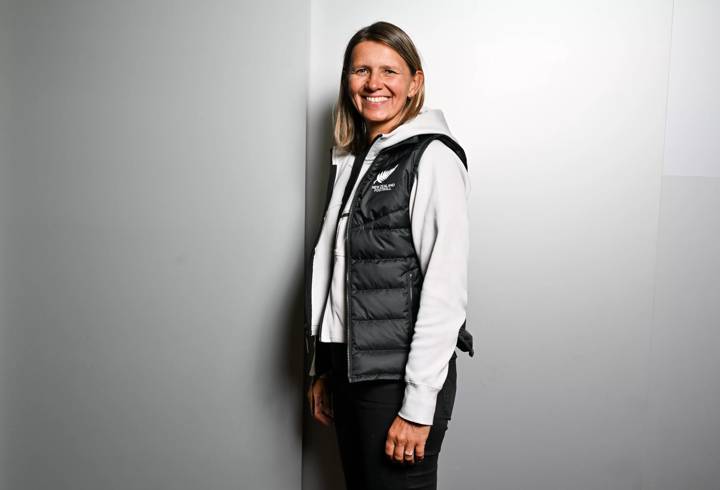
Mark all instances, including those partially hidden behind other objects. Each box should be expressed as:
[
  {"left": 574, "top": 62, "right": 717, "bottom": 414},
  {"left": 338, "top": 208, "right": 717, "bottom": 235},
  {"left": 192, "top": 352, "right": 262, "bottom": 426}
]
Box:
[{"left": 347, "top": 40, "right": 424, "bottom": 143}]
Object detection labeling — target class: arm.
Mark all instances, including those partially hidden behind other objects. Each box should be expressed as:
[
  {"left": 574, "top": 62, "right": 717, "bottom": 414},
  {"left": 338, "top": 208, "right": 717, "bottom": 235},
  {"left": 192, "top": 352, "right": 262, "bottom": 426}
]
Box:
[{"left": 397, "top": 139, "right": 470, "bottom": 426}]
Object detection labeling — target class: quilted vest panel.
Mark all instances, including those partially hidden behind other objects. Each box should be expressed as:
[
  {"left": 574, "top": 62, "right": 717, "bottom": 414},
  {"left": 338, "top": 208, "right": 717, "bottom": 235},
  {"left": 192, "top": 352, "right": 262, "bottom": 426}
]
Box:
[{"left": 342, "top": 133, "right": 472, "bottom": 382}]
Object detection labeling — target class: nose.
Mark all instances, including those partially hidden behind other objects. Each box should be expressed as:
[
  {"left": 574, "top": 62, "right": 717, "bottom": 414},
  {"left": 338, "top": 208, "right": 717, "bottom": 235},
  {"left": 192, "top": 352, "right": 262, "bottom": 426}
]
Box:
[{"left": 366, "top": 70, "right": 382, "bottom": 91}]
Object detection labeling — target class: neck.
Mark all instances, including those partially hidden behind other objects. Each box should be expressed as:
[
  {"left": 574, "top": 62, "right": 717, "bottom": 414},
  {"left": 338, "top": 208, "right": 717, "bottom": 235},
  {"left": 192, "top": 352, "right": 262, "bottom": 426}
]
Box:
[{"left": 365, "top": 113, "right": 406, "bottom": 144}]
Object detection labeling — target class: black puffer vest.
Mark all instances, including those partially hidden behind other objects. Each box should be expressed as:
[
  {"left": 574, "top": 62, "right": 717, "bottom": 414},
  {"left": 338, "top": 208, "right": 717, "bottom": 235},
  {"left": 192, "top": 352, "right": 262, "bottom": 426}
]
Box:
[{"left": 305, "top": 133, "right": 474, "bottom": 381}]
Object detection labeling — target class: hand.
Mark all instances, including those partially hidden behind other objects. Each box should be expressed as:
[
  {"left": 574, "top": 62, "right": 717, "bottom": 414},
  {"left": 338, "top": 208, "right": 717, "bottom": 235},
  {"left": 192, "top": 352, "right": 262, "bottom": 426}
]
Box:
[
  {"left": 307, "top": 376, "right": 333, "bottom": 426},
  {"left": 385, "top": 414, "right": 431, "bottom": 464}
]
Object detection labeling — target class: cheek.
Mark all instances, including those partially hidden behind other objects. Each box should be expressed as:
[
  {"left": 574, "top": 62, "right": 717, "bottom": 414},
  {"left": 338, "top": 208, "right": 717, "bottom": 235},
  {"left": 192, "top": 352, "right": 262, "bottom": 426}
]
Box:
[
  {"left": 391, "top": 81, "right": 411, "bottom": 98},
  {"left": 349, "top": 84, "right": 360, "bottom": 96}
]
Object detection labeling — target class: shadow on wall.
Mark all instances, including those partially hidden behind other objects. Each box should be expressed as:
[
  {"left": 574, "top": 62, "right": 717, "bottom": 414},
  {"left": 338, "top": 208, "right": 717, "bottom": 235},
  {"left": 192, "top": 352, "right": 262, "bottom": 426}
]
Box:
[{"left": 302, "top": 102, "right": 348, "bottom": 490}]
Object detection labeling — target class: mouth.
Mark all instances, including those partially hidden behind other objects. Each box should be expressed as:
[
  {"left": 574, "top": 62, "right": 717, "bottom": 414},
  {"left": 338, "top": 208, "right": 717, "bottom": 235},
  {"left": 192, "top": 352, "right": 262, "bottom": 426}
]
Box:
[{"left": 363, "top": 95, "right": 390, "bottom": 104}]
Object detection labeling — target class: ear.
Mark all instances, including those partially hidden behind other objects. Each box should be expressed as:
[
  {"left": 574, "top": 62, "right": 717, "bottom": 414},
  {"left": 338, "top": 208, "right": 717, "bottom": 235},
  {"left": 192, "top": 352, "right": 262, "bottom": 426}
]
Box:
[{"left": 408, "top": 69, "right": 424, "bottom": 98}]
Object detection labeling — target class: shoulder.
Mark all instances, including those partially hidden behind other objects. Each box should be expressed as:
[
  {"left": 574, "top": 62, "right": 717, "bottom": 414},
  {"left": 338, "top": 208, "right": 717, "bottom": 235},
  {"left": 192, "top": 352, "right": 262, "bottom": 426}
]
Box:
[{"left": 417, "top": 138, "right": 468, "bottom": 180}]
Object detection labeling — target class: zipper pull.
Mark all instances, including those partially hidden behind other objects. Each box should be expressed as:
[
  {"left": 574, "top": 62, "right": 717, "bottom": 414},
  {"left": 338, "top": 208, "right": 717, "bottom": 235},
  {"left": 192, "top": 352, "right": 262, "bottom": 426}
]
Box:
[{"left": 409, "top": 272, "right": 413, "bottom": 304}]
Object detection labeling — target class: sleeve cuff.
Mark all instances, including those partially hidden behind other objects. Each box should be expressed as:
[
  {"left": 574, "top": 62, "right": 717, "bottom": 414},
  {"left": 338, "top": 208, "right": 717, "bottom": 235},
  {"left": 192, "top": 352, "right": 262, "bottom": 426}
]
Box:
[
  {"left": 307, "top": 334, "right": 333, "bottom": 379},
  {"left": 398, "top": 382, "right": 440, "bottom": 426},
  {"left": 309, "top": 350, "right": 316, "bottom": 376}
]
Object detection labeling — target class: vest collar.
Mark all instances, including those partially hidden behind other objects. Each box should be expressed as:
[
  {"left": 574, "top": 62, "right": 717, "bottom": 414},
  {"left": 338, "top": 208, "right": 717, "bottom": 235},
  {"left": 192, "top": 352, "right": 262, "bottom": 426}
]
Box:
[{"left": 331, "top": 107, "right": 458, "bottom": 166}]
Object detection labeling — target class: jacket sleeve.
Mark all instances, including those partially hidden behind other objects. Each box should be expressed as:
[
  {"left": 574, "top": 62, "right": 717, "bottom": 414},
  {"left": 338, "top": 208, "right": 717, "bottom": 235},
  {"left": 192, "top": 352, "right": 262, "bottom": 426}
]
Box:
[
  {"left": 397, "top": 139, "right": 470, "bottom": 426},
  {"left": 307, "top": 334, "right": 332, "bottom": 379},
  {"left": 308, "top": 336, "right": 317, "bottom": 376}
]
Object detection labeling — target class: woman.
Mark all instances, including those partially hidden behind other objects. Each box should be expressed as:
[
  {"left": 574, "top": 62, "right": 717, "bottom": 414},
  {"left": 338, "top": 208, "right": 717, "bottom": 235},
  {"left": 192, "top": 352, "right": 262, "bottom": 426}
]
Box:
[{"left": 304, "top": 21, "right": 473, "bottom": 490}]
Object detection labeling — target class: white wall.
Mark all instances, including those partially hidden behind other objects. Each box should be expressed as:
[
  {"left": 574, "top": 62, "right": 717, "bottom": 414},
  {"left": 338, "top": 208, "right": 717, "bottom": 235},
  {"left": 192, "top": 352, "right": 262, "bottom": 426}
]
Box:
[
  {"left": 303, "top": 1, "right": 720, "bottom": 490},
  {"left": 663, "top": 0, "right": 720, "bottom": 178},
  {"left": 0, "top": 1, "right": 308, "bottom": 489}
]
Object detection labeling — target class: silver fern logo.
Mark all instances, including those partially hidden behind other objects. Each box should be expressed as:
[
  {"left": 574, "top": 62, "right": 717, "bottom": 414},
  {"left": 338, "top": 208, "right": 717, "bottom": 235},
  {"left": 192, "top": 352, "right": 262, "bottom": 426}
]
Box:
[
  {"left": 373, "top": 164, "right": 398, "bottom": 184},
  {"left": 372, "top": 164, "right": 399, "bottom": 192}
]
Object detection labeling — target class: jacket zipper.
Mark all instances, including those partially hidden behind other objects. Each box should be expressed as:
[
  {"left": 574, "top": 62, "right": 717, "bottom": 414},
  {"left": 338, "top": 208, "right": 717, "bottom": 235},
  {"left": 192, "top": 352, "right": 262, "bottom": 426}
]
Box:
[{"left": 305, "top": 148, "right": 335, "bottom": 359}]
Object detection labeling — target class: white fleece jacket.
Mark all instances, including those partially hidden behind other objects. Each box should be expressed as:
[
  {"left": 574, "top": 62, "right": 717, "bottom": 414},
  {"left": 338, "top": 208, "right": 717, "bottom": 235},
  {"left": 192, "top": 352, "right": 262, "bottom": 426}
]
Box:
[{"left": 309, "top": 107, "right": 470, "bottom": 425}]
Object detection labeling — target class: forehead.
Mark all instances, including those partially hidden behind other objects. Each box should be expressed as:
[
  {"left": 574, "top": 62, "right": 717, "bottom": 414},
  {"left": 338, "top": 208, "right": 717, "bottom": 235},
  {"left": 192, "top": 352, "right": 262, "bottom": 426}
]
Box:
[{"left": 351, "top": 40, "right": 404, "bottom": 66}]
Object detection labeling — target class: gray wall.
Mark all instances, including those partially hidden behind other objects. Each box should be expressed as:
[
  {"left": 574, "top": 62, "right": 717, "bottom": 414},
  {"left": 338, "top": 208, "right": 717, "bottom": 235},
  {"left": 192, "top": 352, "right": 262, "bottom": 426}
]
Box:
[
  {"left": 304, "top": 1, "right": 719, "bottom": 490},
  {"left": 642, "top": 1, "right": 720, "bottom": 488},
  {"left": 0, "top": 1, "right": 307, "bottom": 489},
  {"left": 0, "top": 0, "right": 12, "bottom": 485},
  {"left": 643, "top": 177, "right": 720, "bottom": 490}
]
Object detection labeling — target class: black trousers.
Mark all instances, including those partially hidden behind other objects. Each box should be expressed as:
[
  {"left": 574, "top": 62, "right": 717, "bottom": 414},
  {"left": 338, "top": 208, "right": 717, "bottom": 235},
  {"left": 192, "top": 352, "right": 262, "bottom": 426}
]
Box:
[{"left": 325, "top": 342, "right": 457, "bottom": 490}]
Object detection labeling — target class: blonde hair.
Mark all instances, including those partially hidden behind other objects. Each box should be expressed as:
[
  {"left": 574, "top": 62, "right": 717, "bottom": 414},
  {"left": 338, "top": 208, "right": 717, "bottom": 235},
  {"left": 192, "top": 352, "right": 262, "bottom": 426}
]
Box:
[{"left": 333, "top": 21, "right": 425, "bottom": 155}]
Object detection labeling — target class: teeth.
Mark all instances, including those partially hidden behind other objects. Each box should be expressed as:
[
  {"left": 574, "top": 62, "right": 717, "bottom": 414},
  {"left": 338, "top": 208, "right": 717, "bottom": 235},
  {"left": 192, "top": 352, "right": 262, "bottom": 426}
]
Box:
[{"left": 366, "top": 96, "right": 389, "bottom": 102}]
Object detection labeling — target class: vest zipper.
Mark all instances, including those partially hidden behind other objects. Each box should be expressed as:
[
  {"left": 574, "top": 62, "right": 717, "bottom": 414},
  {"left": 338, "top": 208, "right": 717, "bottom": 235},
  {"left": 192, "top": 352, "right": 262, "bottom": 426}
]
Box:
[
  {"left": 345, "top": 174, "right": 375, "bottom": 380},
  {"left": 345, "top": 178, "right": 370, "bottom": 380},
  {"left": 345, "top": 138, "right": 386, "bottom": 381}
]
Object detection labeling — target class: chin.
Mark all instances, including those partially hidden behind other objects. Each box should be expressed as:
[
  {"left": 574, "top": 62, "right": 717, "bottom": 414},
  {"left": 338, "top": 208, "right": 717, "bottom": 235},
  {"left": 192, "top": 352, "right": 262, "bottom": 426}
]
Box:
[{"left": 363, "top": 110, "right": 396, "bottom": 122}]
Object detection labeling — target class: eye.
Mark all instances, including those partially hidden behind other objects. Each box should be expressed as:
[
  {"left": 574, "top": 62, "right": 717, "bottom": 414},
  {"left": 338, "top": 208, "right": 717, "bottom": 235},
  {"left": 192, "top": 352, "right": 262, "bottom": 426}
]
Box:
[
  {"left": 354, "top": 67, "right": 368, "bottom": 74},
  {"left": 384, "top": 69, "right": 397, "bottom": 74}
]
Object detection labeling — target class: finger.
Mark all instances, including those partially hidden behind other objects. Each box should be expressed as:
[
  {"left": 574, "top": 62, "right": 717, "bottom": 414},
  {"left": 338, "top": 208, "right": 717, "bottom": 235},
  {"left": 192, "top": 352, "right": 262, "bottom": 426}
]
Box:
[
  {"left": 404, "top": 448, "right": 415, "bottom": 465},
  {"left": 314, "top": 393, "right": 324, "bottom": 409},
  {"left": 313, "top": 390, "right": 332, "bottom": 425},
  {"left": 414, "top": 441, "right": 426, "bottom": 463},
  {"left": 319, "top": 395, "right": 334, "bottom": 420},
  {"left": 393, "top": 441, "right": 408, "bottom": 463},
  {"left": 313, "top": 403, "right": 332, "bottom": 426},
  {"left": 320, "top": 390, "right": 330, "bottom": 407},
  {"left": 315, "top": 383, "right": 330, "bottom": 402},
  {"left": 314, "top": 412, "right": 332, "bottom": 426},
  {"left": 385, "top": 439, "right": 395, "bottom": 460}
]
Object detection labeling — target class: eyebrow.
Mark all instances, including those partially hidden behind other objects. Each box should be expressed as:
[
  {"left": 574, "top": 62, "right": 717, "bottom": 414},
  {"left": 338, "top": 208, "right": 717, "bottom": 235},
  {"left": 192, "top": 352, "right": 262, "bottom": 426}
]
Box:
[{"left": 350, "top": 64, "right": 400, "bottom": 71}]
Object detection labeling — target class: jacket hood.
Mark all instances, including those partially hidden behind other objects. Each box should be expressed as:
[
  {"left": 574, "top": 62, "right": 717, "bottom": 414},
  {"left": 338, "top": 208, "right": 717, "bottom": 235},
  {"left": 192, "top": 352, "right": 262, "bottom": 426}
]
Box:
[{"left": 332, "top": 107, "right": 457, "bottom": 164}]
